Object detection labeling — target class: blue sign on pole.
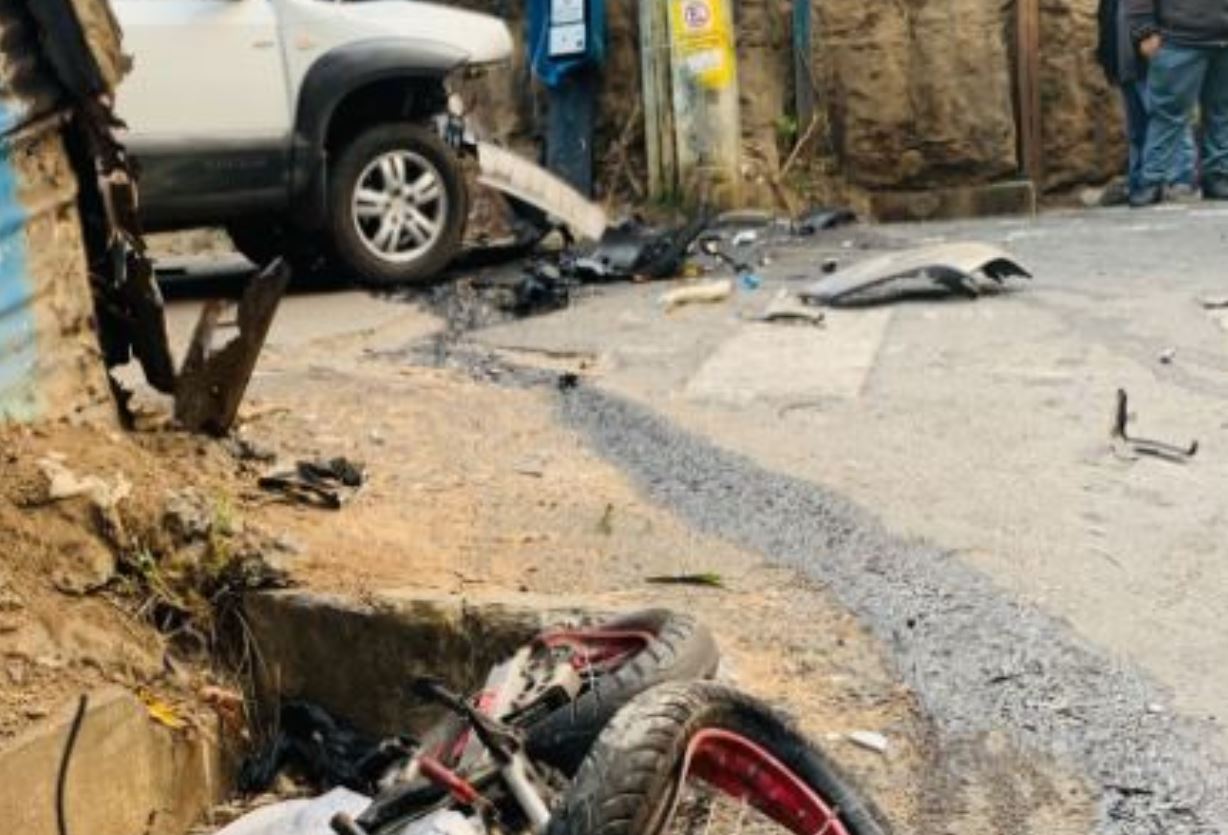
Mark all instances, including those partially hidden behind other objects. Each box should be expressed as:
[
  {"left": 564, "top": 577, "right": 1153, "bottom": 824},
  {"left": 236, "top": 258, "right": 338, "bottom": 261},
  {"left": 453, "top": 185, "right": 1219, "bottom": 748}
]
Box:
[{"left": 527, "top": 0, "right": 605, "bottom": 195}]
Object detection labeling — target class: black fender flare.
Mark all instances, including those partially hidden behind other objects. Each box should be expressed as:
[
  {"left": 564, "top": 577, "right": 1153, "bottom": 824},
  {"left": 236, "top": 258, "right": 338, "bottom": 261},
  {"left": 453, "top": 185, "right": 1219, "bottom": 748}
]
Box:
[{"left": 290, "top": 38, "right": 467, "bottom": 227}]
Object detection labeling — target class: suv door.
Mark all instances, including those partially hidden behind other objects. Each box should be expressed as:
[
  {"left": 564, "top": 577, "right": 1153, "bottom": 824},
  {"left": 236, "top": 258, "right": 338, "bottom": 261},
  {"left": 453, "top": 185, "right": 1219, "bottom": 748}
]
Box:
[{"left": 113, "top": 0, "right": 293, "bottom": 227}]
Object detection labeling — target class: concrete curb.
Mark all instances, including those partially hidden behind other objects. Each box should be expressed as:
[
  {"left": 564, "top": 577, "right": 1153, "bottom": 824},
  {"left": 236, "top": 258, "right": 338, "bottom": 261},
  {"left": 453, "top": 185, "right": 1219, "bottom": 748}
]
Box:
[
  {"left": 242, "top": 589, "right": 600, "bottom": 737},
  {"left": 0, "top": 686, "right": 224, "bottom": 835}
]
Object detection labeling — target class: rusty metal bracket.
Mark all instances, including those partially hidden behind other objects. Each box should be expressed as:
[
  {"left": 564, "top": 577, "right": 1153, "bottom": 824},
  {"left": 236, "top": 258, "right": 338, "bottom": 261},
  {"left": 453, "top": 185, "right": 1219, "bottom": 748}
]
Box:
[
  {"left": 174, "top": 260, "right": 290, "bottom": 436},
  {"left": 73, "top": 97, "right": 178, "bottom": 395},
  {"left": 1111, "top": 389, "right": 1198, "bottom": 462}
]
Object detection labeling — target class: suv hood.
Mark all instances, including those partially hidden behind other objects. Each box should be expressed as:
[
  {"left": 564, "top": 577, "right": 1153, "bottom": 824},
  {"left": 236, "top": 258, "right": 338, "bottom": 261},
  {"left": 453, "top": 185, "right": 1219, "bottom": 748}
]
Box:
[{"left": 337, "top": 1, "right": 513, "bottom": 65}]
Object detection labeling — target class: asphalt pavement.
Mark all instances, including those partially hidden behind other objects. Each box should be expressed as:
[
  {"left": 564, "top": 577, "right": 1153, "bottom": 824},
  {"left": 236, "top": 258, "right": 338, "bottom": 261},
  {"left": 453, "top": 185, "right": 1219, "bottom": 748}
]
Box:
[{"left": 157, "top": 203, "right": 1228, "bottom": 833}]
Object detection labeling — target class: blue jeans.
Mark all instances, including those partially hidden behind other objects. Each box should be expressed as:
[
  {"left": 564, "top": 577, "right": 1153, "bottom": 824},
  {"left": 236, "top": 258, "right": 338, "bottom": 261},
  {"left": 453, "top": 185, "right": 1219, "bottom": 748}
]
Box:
[
  {"left": 1123, "top": 80, "right": 1196, "bottom": 191},
  {"left": 1141, "top": 42, "right": 1228, "bottom": 187}
]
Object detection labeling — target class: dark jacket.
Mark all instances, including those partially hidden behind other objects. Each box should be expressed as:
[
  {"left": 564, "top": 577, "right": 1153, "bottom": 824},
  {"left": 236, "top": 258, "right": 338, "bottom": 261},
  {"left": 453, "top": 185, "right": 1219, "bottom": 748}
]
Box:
[
  {"left": 1098, "top": 0, "right": 1143, "bottom": 83},
  {"left": 1126, "top": 0, "right": 1228, "bottom": 47}
]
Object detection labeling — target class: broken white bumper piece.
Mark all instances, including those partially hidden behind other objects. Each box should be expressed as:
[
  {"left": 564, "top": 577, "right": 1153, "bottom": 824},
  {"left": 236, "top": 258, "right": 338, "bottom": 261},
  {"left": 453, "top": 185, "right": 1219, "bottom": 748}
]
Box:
[
  {"left": 476, "top": 142, "right": 608, "bottom": 243},
  {"left": 800, "top": 242, "right": 1031, "bottom": 307},
  {"left": 214, "top": 788, "right": 370, "bottom": 835}
]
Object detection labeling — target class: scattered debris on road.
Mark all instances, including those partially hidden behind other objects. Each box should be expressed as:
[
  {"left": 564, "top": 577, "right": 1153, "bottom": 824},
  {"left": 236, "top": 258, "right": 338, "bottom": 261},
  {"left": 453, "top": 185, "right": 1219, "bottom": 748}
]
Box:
[
  {"left": 753, "top": 291, "right": 826, "bottom": 326},
  {"left": 421, "top": 203, "right": 862, "bottom": 330},
  {"left": 739, "top": 272, "right": 763, "bottom": 291},
  {"left": 1110, "top": 389, "right": 1198, "bottom": 462},
  {"left": 731, "top": 229, "right": 759, "bottom": 248},
  {"left": 795, "top": 208, "right": 857, "bottom": 236},
  {"left": 509, "top": 264, "right": 572, "bottom": 317},
  {"left": 568, "top": 214, "right": 712, "bottom": 283},
  {"left": 258, "top": 457, "right": 366, "bottom": 509},
  {"left": 846, "top": 730, "right": 890, "bottom": 755},
  {"left": 645, "top": 573, "right": 726, "bottom": 589},
  {"left": 800, "top": 242, "right": 1030, "bottom": 307},
  {"left": 661, "top": 279, "right": 734, "bottom": 312}
]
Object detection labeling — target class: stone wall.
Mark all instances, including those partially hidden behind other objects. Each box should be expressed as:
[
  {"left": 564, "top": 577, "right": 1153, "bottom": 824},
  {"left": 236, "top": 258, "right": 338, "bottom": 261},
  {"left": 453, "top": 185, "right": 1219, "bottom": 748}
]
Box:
[
  {"left": 813, "top": 0, "right": 1019, "bottom": 190},
  {"left": 1038, "top": 0, "right": 1125, "bottom": 190}
]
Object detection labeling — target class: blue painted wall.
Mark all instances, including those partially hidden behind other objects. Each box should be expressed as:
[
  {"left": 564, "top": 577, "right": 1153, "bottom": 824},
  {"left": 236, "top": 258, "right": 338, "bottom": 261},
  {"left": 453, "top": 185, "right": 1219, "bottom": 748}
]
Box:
[{"left": 0, "top": 98, "right": 35, "bottom": 421}]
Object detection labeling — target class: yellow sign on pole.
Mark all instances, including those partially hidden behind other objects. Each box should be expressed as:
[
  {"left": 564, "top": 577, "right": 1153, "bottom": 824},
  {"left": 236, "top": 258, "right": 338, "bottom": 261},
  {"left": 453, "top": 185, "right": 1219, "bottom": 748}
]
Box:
[{"left": 668, "top": 0, "right": 735, "bottom": 90}]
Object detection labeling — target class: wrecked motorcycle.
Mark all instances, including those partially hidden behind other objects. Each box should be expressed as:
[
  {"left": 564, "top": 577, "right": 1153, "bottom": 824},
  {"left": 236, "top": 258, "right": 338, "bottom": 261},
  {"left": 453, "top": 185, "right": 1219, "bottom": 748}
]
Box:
[
  {"left": 231, "top": 610, "right": 716, "bottom": 827},
  {"left": 336, "top": 609, "right": 718, "bottom": 833},
  {"left": 224, "top": 610, "right": 887, "bottom": 835},
  {"left": 345, "top": 675, "right": 889, "bottom": 835}
]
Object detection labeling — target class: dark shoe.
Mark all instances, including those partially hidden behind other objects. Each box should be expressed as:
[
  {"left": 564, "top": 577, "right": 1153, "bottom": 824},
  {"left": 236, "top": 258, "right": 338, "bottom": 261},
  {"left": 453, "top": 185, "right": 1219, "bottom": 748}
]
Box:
[
  {"left": 1202, "top": 176, "right": 1228, "bottom": 200},
  {"left": 1098, "top": 179, "right": 1130, "bottom": 207},
  {"left": 1129, "top": 183, "right": 1164, "bottom": 208},
  {"left": 1167, "top": 182, "right": 1201, "bottom": 203}
]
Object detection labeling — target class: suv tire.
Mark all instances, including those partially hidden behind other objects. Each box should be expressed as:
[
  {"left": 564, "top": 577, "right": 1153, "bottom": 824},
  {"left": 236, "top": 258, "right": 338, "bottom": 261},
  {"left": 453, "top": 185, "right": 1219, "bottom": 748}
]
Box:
[{"left": 327, "top": 123, "right": 466, "bottom": 286}]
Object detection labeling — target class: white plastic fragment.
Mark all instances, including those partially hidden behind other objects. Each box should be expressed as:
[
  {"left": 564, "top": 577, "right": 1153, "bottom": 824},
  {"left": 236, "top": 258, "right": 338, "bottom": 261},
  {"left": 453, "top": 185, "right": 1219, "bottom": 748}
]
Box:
[
  {"left": 846, "top": 730, "right": 889, "bottom": 755},
  {"left": 214, "top": 788, "right": 371, "bottom": 835},
  {"left": 660, "top": 279, "right": 734, "bottom": 312}
]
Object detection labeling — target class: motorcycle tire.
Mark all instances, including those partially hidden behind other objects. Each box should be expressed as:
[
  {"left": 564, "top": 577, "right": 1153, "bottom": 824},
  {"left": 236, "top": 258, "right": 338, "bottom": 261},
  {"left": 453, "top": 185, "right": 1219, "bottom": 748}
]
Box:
[
  {"left": 523, "top": 609, "right": 719, "bottom": 775},
  {"left": 360, "top": 611, "right": 719, "bottom": 834},
  {"left": 548, "top": 681, "right": 890, "bottom": 835}
]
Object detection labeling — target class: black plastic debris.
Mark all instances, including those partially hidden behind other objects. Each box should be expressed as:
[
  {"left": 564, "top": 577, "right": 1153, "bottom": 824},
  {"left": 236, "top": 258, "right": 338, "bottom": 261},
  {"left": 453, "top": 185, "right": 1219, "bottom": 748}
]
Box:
[
  {"left": 795, "top": 208, "right": 857, "bottom": 236},
  {"left": 568, "top": 213, "right": 711, "bottom": 282},
  {"left": 239, "top": 701, "right": 411, "bottom": 795},
  {"left": 696, "top": 233, "right": 754, "bottom": 275},
  {"left": 509, "top": 263, "right": 572, "bottom": 317},
  {"left": 258, "top": 457, "right": 366, "bottom": 509}
]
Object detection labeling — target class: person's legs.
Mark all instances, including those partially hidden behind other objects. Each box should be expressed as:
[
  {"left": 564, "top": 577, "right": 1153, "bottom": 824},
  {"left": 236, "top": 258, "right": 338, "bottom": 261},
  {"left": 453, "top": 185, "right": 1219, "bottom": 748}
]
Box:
[
  {"left": 1170, "top": 110, "right": 1199, "bottom": 186},
  {"left": 1137, "top": 43, "right": 1208, "bottom": 198},
  {"left": 1123, "top": 81, "right": 1149, "bottom": 193},
  {"left": 1136, "top": 80, "right": 1199, "bottom": 187},
  {"left": 1199, "top": 45, "right": 1228, "bottom": 195}
]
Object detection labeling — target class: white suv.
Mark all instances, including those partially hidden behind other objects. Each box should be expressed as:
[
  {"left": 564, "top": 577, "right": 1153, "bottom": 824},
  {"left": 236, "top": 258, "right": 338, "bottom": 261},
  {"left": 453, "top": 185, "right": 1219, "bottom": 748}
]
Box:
[{"left": 113, "top": 0, "right": 513, "bottom": 284}]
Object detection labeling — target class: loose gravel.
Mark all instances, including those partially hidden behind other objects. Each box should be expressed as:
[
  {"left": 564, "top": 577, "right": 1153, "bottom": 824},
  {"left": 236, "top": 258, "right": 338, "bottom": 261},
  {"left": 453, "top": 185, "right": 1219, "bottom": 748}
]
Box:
[
  {"left": 403, "top": 337, "right": 1228, "bottom": 833},
  {"left": 556, "top": 382, "right": 1228, "bottom": 835}
]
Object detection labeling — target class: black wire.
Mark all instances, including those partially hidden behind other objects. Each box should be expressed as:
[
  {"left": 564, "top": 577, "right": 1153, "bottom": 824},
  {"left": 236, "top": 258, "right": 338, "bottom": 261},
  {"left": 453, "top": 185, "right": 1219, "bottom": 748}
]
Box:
[{"left": 56, "top": 694, "right": 89, "bottom": 835}]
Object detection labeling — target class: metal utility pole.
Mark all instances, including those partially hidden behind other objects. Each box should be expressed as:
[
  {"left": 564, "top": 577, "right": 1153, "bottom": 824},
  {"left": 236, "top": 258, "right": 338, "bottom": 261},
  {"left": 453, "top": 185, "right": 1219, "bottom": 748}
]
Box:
[
  {"left": 793, "top": 0, "right": 814, "bottom": 131},
  {"left": 1016, "top": 0, "right": 1043, "bottom": 188}
]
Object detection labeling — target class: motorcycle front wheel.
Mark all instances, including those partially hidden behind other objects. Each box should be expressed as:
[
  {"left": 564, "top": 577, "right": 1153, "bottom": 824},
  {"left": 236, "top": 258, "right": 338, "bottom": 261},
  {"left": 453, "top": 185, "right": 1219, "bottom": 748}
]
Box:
[{"left": 548, "top": 681, "right": 890, "bottom": 835}]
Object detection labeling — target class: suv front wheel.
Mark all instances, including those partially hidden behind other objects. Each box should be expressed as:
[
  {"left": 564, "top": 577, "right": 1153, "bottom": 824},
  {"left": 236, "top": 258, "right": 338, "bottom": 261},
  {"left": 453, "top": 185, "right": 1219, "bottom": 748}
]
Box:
[{"left": 327, "top": 123, "right": 466, "bottom": 286}]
